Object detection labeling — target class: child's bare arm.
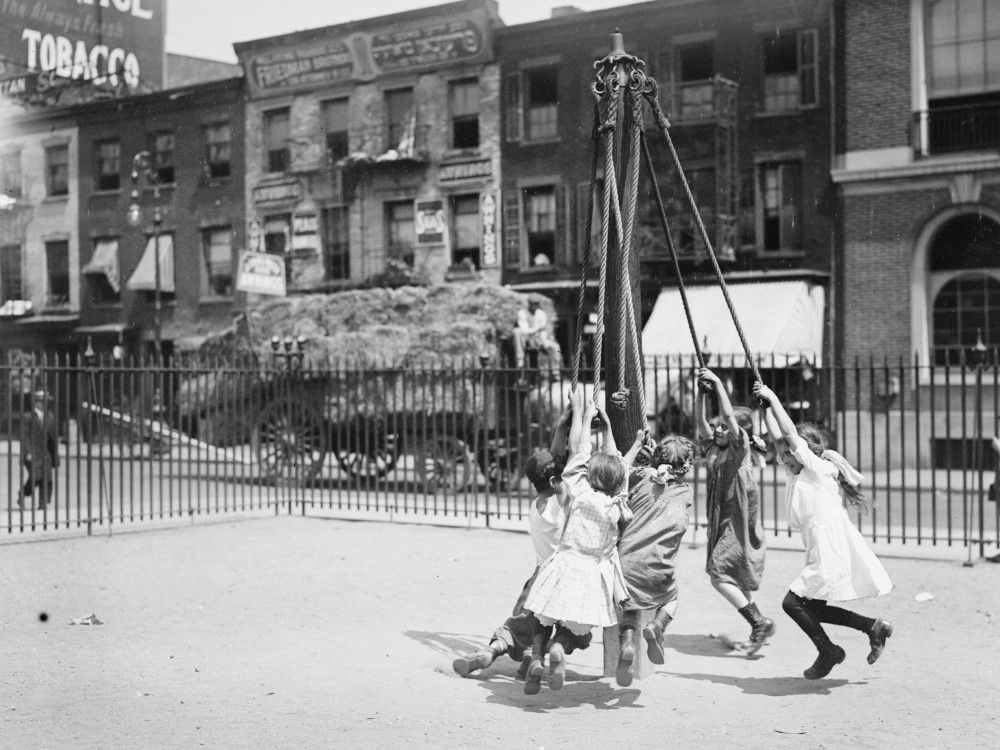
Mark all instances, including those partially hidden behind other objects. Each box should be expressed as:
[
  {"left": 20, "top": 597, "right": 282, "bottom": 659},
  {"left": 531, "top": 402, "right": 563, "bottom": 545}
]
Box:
[
  {"left": 695, "top": 377, "right": 712, "bottom": 439},
  {"left": 594, "top": 403, "right": 617, "bottom": 452},
  {"left": 753, "top": 382, "right": 802, "bottom": 451},
  {"left": 700, "top": 368, "right": 739, "bottom": 435},
  {"left": 568, "top": 386, "right": 586, "bottom": 453},
  {"left": 550, "top": 400, "right": 572, "bottom": 458},
  {"left": 623, "top": 429, "right": 646, "bottom": 468},
  {"left": 761, "top": 403, "right": 782, "bottom": 444}
]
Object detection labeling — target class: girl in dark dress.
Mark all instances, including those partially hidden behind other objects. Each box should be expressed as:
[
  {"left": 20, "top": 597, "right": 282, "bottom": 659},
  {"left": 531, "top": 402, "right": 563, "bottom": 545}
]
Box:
[{"left": 696, "top": 368, "right": 774, "bottom": 655}]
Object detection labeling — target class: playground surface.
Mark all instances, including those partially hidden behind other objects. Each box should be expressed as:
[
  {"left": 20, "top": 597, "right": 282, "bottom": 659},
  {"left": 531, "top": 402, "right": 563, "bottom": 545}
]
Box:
[{"left": 2, "top": 515, "right": 998, "bottom": 748}]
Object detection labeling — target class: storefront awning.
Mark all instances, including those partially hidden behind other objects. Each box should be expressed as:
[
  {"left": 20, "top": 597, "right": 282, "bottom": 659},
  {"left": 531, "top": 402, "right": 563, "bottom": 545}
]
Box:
[
  {"left": 642, "top": 280, "right": 825, "bottom": 367},
  {"left": 126, "top": 234, "right": 175, "bottom": 293},
  {"left": 82, "top": 238, "right": 121, "bottom": 293}
]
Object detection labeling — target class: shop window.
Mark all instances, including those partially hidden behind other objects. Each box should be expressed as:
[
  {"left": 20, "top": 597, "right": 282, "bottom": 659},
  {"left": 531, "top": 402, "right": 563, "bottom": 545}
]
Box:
[
  {"left": 263, "top": 108, "right": 290, "bottom": 173},
  {"left": 676, "top": 41, "right": 715, "bottom": 119},
  {"left": 322, "top": 98, "right": 350, "bottom": 164},
  {"left": 151, "top": 132, "right": 175, "bottom": 184},
  {"left": 526, "top": 67, "right": 558, "bottom": 141},
  {"left": 451, "top": 194, "right": 480, "bottom": 267},
  {"left": 523, "top": 185, "right": 556, "bottom": 266},
  {"left": 385, "top": 200, "right": 415, "bottom": 267},
  {"left": 0, "top": 150, "right": 20, "bottom": 202},
  {"left": 95, "top": 139, "right": 121, "bottom": 191},
  {"left": 45, "top": 240, "right": 70, "bottom": 307},
  {"left": 203, "top": 122, "right": 232, "bottom": 179},
  {"left": 449, "top": 78, "right": 480, "bottom": 149},
  {"left": 321, "top": 206, "right": 350, "bottom": 280},
  {"left": 45, "top": 145, "right": 68, "bottom": 197},
  {"left": 757, "top": 161, "right": 802, "bottom": 252},
  {"left": 761, "top": 29, "right": 818, "bottom": 112},
  {"left": 202, "top": 227, "right": 233, "bottom": 297},
  {"left": 386, "top": 88, "right": 414, "bottom": 151},
  {"left": 0, "top": 244, "right": 22, "bottom": 303}
]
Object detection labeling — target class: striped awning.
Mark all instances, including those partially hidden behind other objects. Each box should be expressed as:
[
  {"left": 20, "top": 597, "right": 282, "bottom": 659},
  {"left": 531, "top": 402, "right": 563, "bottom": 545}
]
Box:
[{"left": 126, "top": 234, "right": 175, "bottom": 293}]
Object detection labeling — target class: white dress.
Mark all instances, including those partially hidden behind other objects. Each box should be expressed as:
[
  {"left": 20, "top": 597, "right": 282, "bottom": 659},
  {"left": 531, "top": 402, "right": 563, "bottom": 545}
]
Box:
[
  {"left": 524, "top": 443, "right": 629, "bottom": 627},
  {"left": 786, "top": 443, "right": 892, "bottom": 601}
]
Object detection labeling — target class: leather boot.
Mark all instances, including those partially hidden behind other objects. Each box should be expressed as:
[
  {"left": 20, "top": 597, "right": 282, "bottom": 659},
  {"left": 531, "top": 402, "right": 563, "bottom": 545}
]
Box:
[
  {"left": 452, "top": 639, "right": 506, "bottom": 677},
  {"left": 642, "top": 607, "right": 673, "bottom": 665},
  {"left": 515, "top": 652, "right": 532, "bottom": 680},
  {"left": 615, "top": 611, "right": 638, "bottom": 687},
  {"left": 804, "top": 642, "right": 846, "bottom": 679},
  {"left": 867, "top": 619, "right": 893, "bottom": 665},
  {"left": 738, "top": 601, "right": 776, "bottom": 656},
  {"left": 523, "top": 625, "right": 550, "bottom": 695}
]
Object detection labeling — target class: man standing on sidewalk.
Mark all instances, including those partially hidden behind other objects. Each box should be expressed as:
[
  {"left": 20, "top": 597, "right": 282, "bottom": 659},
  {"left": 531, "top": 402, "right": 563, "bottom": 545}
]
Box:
[{"left": 19, "top": 390, "right": 58, "bottom": 510}]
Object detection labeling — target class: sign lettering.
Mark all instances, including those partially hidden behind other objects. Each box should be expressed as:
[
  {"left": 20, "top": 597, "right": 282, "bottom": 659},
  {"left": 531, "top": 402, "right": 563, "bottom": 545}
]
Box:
[
  {"left": 236, "top": 250, "right": 287, "bottom": 296},
  {"left": 252, "top": 180, "right": 302, "bottom": 205},
  {"left": 481, "top": 193, "right": 498, "bottom": 268},
  {"left": 438, "top": 159, "right": 492, "bottom": 183},
  {"left": 415, "top": 200, "right": 445, "bottom": 245}
]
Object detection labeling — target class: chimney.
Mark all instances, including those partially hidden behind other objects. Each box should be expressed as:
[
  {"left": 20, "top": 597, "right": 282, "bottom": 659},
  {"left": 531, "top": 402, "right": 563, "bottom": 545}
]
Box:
[{"left": 551, "top": 5, "right": 583, "bottom": 18}]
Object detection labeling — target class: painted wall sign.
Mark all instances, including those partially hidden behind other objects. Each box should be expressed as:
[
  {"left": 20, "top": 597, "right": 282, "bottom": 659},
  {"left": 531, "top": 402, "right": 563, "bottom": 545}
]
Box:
[
  {"left": 480, "top": 192, "right": 498, "bottom": 268},
  {"left": 438, "top": 159, "right": 492, "bottom": 183},
  {"left": 252, "top": 180, "right": 302, "bottom": 205},
  {"left": 236, "top": 250, "right": 286, "bottom": 296},
  {"left": 292, "top": 213, "right": 318, "bottom": 235},
  {"left": 415, "top": 200, "right": 445, "bottom": 245},
  {"left": 0, "top": 0, "right": 165, "bottom": 98},
  {"left": 240, "top": 14, "right": 490, "bottom": 98}
]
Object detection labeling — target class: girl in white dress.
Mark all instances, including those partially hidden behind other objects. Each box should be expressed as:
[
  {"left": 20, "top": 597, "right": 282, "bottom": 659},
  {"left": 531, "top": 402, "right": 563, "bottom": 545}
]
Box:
[
  {"left": 522, "top": 385, "right": 634, "bottom": 693},
  {"left": 755, "top": 381, "right": 893, "bottom": 680}
]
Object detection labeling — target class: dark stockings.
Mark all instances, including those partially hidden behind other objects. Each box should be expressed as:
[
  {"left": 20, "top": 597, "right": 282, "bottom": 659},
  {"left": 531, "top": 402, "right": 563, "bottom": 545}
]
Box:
[{"left": 782, "top": 591, "right": 875, "bottom": 646}]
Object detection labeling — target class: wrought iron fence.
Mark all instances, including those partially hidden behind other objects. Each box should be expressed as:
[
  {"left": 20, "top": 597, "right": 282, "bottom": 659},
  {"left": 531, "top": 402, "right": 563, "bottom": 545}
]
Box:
[{"left": 2, "top": 350, "right": 998, "bottom": 554}]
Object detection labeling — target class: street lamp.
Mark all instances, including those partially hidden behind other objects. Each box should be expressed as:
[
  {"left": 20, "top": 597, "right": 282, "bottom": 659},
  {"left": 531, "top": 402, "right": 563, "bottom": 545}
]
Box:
[{"left": 126, "top": 151, "right": 162, "bottom": 359}]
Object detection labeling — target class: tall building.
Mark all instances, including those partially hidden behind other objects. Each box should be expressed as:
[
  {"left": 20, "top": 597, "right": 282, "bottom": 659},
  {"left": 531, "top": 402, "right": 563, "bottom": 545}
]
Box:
[
  {"left": 234, "top": 0, "right": 505, "bottom": 291},
  {"left": 496, "top": 0, "right": 833, "bottom": 367}
]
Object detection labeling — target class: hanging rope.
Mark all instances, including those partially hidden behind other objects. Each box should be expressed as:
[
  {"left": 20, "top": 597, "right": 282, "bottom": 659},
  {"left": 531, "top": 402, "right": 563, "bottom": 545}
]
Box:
[
  {"left": 643, "top": 86, "right": 761, "bottom": 383},
  {"left": 571, "top": 107, "right": 602, "bottom": 392}
]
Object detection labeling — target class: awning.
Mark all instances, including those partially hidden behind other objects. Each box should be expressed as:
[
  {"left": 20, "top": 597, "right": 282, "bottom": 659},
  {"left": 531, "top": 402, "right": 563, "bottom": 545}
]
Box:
[
  {"left": 82, "top": 238, "right": 121, "bottom": 292},
  {"left": 642, "top": 280, "right": 825, "bottom": 367},
  {"left": 126, "top": 234, "right": 175, "bottom": 293}
]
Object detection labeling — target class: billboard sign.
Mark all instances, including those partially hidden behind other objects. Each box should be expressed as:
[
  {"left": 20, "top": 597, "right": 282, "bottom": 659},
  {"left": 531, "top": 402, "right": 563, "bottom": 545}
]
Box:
[
  {"left": 0, "top": 0, "right": 166, "bottom": 100},
  {"left": 415, "top": 200, "right": 445, "bottom": 245},
  {"left": 236, "top": 251, "right": 287, "bottom": 296}
]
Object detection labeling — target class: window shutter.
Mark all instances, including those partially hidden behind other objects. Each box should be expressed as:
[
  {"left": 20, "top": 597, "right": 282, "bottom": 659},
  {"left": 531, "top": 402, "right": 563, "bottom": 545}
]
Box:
[
  {"left": 798, "top": 29, "right": 819, "bottom": 107},
  {"left": 504, "top": 73, "right": 523, "bottom": 142},
  {"left": 556, "top": 183, "right": 568, "bottom": 264},
  {"left": 502, "top": 189, "right": 521, "bottom": 267}
]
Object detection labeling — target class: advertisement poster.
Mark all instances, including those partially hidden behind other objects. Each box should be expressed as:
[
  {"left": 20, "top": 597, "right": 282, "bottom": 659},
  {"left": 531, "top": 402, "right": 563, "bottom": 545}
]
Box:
[
  {"left": 236, "top": 250, "right": 286, "bottom": 296},
  {"left": 0, "top": 0, "right": 166, "bottom": 100},
  {"left": 415, "top": 200, "right": 445, "bottom": 245},
  {"left": 480, "top": 193, "right": 498, "bottom": 268}
]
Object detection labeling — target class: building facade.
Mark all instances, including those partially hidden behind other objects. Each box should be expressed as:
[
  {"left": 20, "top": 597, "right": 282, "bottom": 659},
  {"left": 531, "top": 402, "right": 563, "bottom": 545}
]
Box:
[
  {"left": 234, "top": 0, "right": 504, "bottom": 291},
  {"left": 74, "top": 76, "right": 246, "bottom": 356},
  {"left": 0, "top": 104, "right": 81, "bottom": 353},
  {"left": 496, "top": 0, "right": 834, "bottom": 363}
]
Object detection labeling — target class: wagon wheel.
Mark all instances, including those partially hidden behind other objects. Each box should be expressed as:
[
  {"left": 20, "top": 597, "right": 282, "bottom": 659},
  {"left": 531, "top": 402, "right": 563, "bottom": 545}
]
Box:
[
  {"left": 415, "top": 435, "right": 473, "bottom": 493},
  {"left": 256, "top": 396, "right": 327, "bottom": 484},
  {"left": 336, "top": 431, "right": 400, "bottom": 480}
]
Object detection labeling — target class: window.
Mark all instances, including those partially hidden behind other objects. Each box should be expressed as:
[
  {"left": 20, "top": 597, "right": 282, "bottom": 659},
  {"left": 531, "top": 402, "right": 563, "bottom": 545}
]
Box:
[
  {"left": 45, "top": 240, "right": 70, "bottom": 307},
  {"left": 451, "top": 194, "right": 480, "bottom": 267},
  {"left": 523, "top": 185, "right": 556, "bottom": 266},
  {"left": 385, "top": 200, "right": 415, "bottom": 267},
  {"left": 385, "top": 88, "right": 414, "bottom": 151},
  {"left": 0, "top": 244, "right": 21, "bottom": 303},
  {"left": 929, "top": 213, "right": 1000, "bottom": 364},
  {"left": 202, "top": 227, "right": 233, "bottom": 297},
  {"left": 321, "top": 206, "right": 350, "bottom": 280},
  {"left": 762, "top": 29, "right": 818, "bottom": 112},
  {"left": 526, "top": 67, "right": 558, "bottom": 141},
  {"left": 322, "top": 98, "right": 350, "bottom": 164},
  {"left": 151, "top": 132, "right": 175, "bottom": 183},
  {"left": 45, "top": 145, "right": 68, "bottom": 196},
  {"left": 758, "top": 161, "right": 802, "bottom": 252},
  {"left": 95, "top": 139, "right": 120, "bottom": 191},
  {"left": 677, "top": 41, "right": 715, "bottom": 119},
  {"left": 927, "top": 0, "right": 1000, "bottom": 97},
  {"left": 449, "top": 78, "right": 480, "bottom": 149},
  {"left": 0, "top": 150, "right": 21, "bottom": 203},
  {"left": 263, "top": 214, "right": 291, "bottom": 255},
  {"left": 84, "top": 238, "right": 120, "bottom": 304},
  {"left": 204, "top": 122, "right": 231, "bottom": 179},
  {"left": 263, "top": 108, "right": 290, "bottom": 173}
]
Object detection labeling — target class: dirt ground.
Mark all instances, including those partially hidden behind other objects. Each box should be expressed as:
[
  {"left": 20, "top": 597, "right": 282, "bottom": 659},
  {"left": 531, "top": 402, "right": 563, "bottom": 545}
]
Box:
[{"left": 2, "top": 515, "right": 998, "bottom": 749}]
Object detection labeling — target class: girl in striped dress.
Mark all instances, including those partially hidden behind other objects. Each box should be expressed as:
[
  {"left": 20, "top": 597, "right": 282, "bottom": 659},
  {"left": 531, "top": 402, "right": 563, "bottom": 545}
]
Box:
[{"left": 522, "top": 385, "right": 633, "bottom": 693}]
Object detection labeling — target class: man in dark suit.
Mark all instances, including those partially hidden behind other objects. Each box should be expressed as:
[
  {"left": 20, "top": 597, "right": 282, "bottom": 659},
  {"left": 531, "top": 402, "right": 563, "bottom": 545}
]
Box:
[{"left": 20, "top": 390, "right": 58, "bottom": 509}]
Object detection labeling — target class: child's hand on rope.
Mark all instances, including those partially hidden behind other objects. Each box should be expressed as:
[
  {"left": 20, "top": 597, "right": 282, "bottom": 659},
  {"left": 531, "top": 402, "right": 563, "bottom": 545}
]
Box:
[
  {"left": 697, "top": 367, "right": 718, "bottom": 392},
  {"left": 753, "top": 381, "right": 775, "bottom": 407}
]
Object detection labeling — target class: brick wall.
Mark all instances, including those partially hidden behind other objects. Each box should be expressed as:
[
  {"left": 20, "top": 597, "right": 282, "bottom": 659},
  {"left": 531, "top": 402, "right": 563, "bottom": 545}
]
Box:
[{"left": 844, "top": 0, "right": 912, "bottom": 151}]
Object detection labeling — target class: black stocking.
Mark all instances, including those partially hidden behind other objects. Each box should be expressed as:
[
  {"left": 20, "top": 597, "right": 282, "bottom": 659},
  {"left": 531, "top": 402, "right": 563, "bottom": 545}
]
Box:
[
  {"left": 808, "top": 600, "right": 875, "bottom": 634},
  {"left": 782, "top": 590, "right": 831, "bottom": 649}
]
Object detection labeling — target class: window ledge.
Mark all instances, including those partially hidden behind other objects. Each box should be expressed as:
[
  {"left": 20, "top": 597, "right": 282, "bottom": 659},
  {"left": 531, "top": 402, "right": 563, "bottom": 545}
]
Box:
[
  {"left": 198, "top": 296, "right": 233, "bottom": 304},
  {"left": 755, "top": 249, "right": 806, "bottom": 259},
  {"left": 92, "top": 302, "right": 123, "bottom": 309},
  {"left": 442, "top": 148, "right": 483, "bottom": 159},
  {"left": 43, "top": 194, "right": 69, "bottom": 203},
  {"left": 753, "top": 109, "right": 809, "bottom": 119},
  {"left": 91, "top": 189, "right": 122, "bottom": 197},
  {"left": 520, "top": 138, "right": 560, "bottom": 146}
]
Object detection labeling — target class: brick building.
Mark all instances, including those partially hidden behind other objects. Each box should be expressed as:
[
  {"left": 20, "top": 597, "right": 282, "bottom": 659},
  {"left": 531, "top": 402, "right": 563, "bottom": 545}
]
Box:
[
  {"left": 0, "top": 103, "right": 81, "bottom": 354},
  {"left": 496, "top": 0, "right": 833, "bottom": 365},
  {"left": 74, "top": 76, "right": 246, "bottom": 356},
  {"left": 234, "top": 0, "right": 504, "bottom": 292}
]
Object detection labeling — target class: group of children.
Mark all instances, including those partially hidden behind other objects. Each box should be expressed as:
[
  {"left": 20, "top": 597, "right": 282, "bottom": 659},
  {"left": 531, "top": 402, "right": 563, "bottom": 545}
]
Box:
[{"left": 453, "top": 369, "right": 893, "bottom": 694}]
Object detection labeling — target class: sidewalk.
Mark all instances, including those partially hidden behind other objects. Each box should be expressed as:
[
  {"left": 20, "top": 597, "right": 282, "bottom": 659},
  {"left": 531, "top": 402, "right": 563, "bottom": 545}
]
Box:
[{"left": 2, "top": 515, "right": 997, "bottom": 748}]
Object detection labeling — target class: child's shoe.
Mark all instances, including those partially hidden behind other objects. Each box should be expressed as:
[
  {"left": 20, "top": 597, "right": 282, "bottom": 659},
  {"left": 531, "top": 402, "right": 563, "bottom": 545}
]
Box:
[
  {"left": 515, "top": 652, "right": 532, "bottom": 680},
  {"left": 866, "top": 619, "right": 893, "bottom": 665},
  {"left": 738, "top": 602, "right": 775, "bottom": 656},
  {"left": 615, "top": 639, "right": 636, "bottom": 687},
  {"left": 642, "top": 608, "right": 673, "bottom": 665},
  {"left": 803, "top": 644, "right": 845, "bottom": 679},
  {"left": 452, "top": 650, "right": 495, "bottom": 677},
  {"left": 523, "top": 658, "right": 545, "bottom": 695},
  {"left": 547, "top": 641, "right": 566, "bottom": 690}
]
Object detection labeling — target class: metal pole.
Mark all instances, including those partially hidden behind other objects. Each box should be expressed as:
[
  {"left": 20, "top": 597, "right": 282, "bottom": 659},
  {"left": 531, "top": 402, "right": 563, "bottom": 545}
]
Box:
[{"left": 153, "top": 208, "right": 162, "bottom": 360}]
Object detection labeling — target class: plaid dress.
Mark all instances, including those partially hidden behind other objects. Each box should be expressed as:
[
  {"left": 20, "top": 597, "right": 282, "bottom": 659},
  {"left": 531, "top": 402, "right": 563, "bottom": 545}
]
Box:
[{"left": 524, "top": 444, "right": 629, "bottom": 628}]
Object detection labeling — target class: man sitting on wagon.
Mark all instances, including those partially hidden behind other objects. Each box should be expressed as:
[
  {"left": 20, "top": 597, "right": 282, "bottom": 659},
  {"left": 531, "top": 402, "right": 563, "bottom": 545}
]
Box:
[{"left": 513, "top": 299, "right": 559, "bottom": 385}]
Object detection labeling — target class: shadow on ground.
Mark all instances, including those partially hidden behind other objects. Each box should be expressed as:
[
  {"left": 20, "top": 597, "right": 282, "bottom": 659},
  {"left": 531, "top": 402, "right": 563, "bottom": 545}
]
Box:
[{"left": 666, "top": 671, "right": 867, "bottom": 696}]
